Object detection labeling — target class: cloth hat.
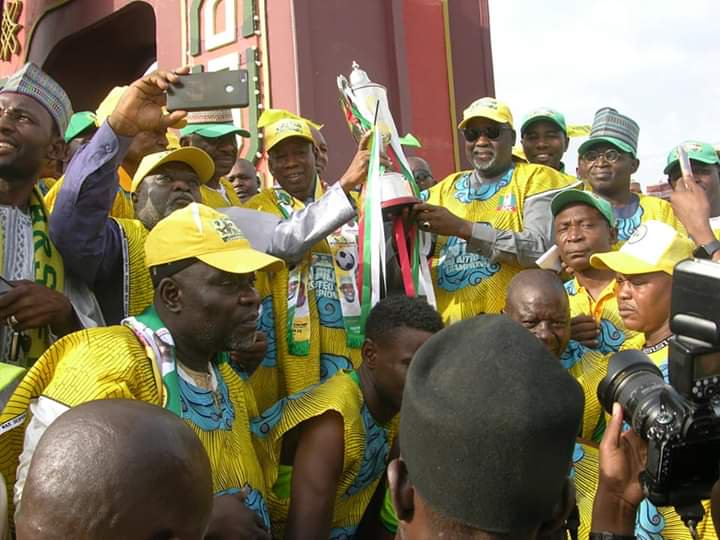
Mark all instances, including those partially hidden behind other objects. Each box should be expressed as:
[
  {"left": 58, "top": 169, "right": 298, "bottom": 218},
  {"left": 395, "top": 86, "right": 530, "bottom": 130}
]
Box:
[
  {"left": 259, "top": 109, "right": 315, "bottom": 152},
  {"left": 520, "top": 108, "right": 567, "bottom": 136},
  {"left": 458, "top": 97, "right": 513, "bottom": 129},
  {"left": 132, "top": 147, "right": 215, "bottom": 193},
  {"left": 400, "top": 314, "right": 583, "bottom": 533},
  {"left": 664, "top": 140, "right": 720, "bottom": 175},
  {"left": 590, "top": 220, "right": 694, "bottom": 276},
  {"left": 95, "top": 86, "right": 186, "bottom": 129},
  {"left": 578, "top": 107, "right": 640, "bottom": 157},
  {"left": 0, "top": 62, "right": 73, "bottom": 134},
  {"left": 551, "top": 189, "right": 616, "bottom": 227},
  {"left": 64, "top": 111, "right": 98, "bottom": 143},
  {"left": 179, "top": 123, "right": 250, "bottom": 139},
  {"left": 145, "top": 202, "right": 284, "bottom": 274}
]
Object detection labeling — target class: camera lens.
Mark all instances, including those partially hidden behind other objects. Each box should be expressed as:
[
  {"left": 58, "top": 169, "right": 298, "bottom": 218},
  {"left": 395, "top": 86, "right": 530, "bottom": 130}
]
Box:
[{"left": 598, "top": 350, "right": 667, "bottom": 437}]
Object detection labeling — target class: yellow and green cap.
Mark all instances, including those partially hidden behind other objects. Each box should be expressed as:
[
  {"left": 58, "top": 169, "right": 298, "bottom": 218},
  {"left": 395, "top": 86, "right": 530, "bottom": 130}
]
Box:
[
  {"left": 131, "top": 147, "right": 215, "bottom": 193},
  {"left": 64, "top": 111, "right": 98, "bottom": 143},
  {"left": 590, "top": 221, "right": 693, "bottom": 276},
  {"left": 520, "top": 108, "right": 567, "bottom": 136},
  {"left": 179, "top": 122, "right": 249, "bottom": 139},
  {"left": 551, "top": 189, "right": 615, "bottom": 227},
  {"left": 458, "top": 97, "right": 513, "bottom": 129},
  {"left": 663, "top": 140, "right": 720, "bottom": 175},
  {"left": 145, "top": 202, "right": 284, "bottom": 273},
  {"left": 259, "top": 109, "right": 315, "bottom": 152}
]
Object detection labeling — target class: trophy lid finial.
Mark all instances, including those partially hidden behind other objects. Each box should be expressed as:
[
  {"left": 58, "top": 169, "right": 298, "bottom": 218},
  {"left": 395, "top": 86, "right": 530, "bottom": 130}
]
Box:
[{"left": 349, "top": 61, "right": 371, "bottom": 87}]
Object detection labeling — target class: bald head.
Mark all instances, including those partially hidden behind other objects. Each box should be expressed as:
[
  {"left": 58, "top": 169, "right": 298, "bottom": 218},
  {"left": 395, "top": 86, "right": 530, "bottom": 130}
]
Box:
[
  {"left": 408, "top": 156, "right": 435, "bottom": 191},
  {"left": 310, "top": 125, "right": 328, "bottom": 177},
  {"left": 17, "top": 400, "right": 213, "bottom": 540},
  {"left": 505, "top": 269, "right": 570, "bottom": 359}
]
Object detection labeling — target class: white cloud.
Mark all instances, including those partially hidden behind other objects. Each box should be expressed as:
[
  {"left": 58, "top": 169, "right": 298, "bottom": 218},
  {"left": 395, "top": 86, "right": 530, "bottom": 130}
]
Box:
[{"left": 489, "top": 0, "right": 720, "bottom": 187}]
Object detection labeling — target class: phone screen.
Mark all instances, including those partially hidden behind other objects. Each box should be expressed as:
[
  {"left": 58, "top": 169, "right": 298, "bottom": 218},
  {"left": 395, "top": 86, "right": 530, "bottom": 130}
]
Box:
[{"left": 677, "top": 145, "right": 693, "bottom": 181}]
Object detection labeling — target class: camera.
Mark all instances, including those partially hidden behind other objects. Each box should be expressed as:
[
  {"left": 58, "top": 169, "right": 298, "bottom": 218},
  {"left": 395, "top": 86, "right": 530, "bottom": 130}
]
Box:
[{"left": 597, "top": 259, "right": 720, "bottom": 515}]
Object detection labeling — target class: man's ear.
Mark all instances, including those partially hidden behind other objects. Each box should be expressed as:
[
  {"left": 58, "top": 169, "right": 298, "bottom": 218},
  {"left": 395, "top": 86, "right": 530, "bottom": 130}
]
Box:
[
  {"left": 609, "top": 225, "right": 619, "bottom": 245},
  {"left": 630, "top": 157, "right": 640, "bottom": 175},
  {"left": 157, "top": 277, "right": 183, "bottom": 313},
  {"left": 46, "top": 137, "right": 67, "bottom": 163},
  {"left": 361, "top": 338, "right": 378, "bottom": 369},
  {"left": 388, "top": 458, "right": 415, "bottom": 523},
  {"left": 537, "top": 477, "right": 576, "bottom": 539},
  {"left": 564, "top": 135, "right": 570, "bottom": 152},
  {"left": 179, "top": 136, "right": 190, "bottom": 148}
]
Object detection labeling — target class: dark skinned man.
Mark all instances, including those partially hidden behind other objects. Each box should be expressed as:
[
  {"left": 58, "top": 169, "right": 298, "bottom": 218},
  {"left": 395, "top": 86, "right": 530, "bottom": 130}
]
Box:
[
  {"left": 15, "top": 400, "right": 214, "bottom": 540},
  {"left": 412, "top": 97, "right": 578, "bottom": 323},
  {"left": 590, "top": 220, "right": 718, "bottom": 539},
  {"left": 389, "top": 315, "right": 582, "bottom": 540},
  {"left": 251, "top": 295, "right": 443, "bottom": 540},
  {"left": 310, "top": 124, "right": 329, "bottom": 179},
  {"left": 520, "top": 108, "right": 570, "bottom": 172},
  {"left": 577, "top": 107, "right": 680, "bottom": 245},
  {"left": 44, "top": 86, "right": 172, "bottom": 219},
  {"left": 180, "top": 109, "right": 248, "bottom": 207},
  {"left": 666, "top": 140, "right": 720, "bottom": 261},
  {"left": 0, "top": 63, "right": 103, "bottom": 403},
  {"left": 551, "top": 189, "right": 643, "bottom": 442},
  {"left": 1, "top": 203, "right": 284, "bottom": 538},
  {"left": 228, "top": 155, "right": 260, "bottom": 203},
  {"left": 244, "top": 109, "right": 384, "bottom": 411},
  {"left": 407, "top": 156, "right": 435, "bottom": 191}
]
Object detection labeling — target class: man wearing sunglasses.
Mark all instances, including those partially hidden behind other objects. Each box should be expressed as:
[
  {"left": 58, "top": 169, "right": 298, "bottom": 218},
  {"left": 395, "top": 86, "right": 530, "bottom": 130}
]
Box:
[
  {"left": 413, "top": 97, "right": 578, "bottom": 323},
  {"left": 665, "top": 140, "right": 720, "bottom": 262},
  {"left": 577, "top": 107, "right": 680, "bottom": 246}
]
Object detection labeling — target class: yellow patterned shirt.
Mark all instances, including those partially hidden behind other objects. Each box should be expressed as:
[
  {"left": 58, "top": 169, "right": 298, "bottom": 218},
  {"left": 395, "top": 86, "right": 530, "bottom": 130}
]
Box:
[
  {"left": 561, "top": 278, "right": 644, "bottom": 441},
  {"left": 201, "top": 177, "right": 243, "bottom": 208},
  {"left": 613, "top": 194, "right": 680, "bottom": 248},
  {"left": 251, "top": 371, "right": 397, "bottom": 538},
  {"left": 0, "top": 326, "right": 271, "bottom": 530},
  {"left": 244, "top": 189, "right": 362, "bottom": 411},
  {"left": 44, "top": 169, "right": 135, "bottom": 219},
  {"left": 426, "top": 163, "right": 576, "bottom": 323},
  {"left": 113, "top": 218, "right": 153, "bottom": 318}
]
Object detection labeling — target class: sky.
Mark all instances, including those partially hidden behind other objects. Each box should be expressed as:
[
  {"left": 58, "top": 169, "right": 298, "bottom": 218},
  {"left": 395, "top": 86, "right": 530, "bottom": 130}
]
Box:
[{"left": 488, "top": 0, "right": 720, "bottom": 187}]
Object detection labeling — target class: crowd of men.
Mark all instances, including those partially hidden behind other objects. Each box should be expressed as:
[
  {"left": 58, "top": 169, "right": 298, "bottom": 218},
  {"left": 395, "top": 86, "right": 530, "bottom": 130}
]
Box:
[{"left": 0, "top": 60, "right": 718, "bottom": 540}]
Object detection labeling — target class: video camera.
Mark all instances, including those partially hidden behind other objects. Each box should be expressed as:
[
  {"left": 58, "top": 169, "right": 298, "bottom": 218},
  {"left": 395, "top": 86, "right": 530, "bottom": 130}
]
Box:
[{"left": 598, "top": 258, "right": 720, "bottom": 530}]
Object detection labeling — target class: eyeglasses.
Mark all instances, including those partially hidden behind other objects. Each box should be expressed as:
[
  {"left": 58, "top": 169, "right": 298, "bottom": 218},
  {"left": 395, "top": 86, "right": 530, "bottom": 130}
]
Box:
[
  {"left": 581, "top": 149, "right": 622, "bottom": 163},
  {"left": 462, "top": 126, "right": 510, "bottom": 142}
]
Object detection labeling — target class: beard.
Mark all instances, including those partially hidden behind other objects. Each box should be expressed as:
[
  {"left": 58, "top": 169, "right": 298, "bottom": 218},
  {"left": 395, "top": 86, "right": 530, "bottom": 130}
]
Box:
[{"left": 223, "top": 325, "right": 257, "bottom": 352}]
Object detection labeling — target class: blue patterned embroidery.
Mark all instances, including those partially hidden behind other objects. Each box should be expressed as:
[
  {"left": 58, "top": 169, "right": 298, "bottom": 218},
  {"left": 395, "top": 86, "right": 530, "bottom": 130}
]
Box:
[
  {"left": 345, "top": 404, "right": 390, "bottom": 497},
  {"left": 250, "top": 385, "right": 316, "bottom": 438},
  {"left": 616, "top": 205, "right": 644, "bottom": 241},
  {"left": 419, "top": 189, "right": 429, "bottom": 202},
  {"left": 658, "top": 361, "right": 669, "bottom": 383},
  {"left": 258, "top": 296, "right": 277, "bottom": 368},
  {"left": 564, "top": 279, "right": 578, "bottom": 296},
  {"left": 436, "top": 235, "right": 501, "bottom": 291},
  {"left": 317, "top": 296, "right": 344, "bottom": 329},
  {"left": 216, "top": 485, "right": 272, "bottom": 532},
  {"left": 560, "top": 319, "right": 626, "bottom": 369},
  {"left": 560, "top": 340, "right": 585, "bottom": 370},
  {"left": 453, "top": 167, "right": 513, "bottom": 203},
  {"left": 179, "top": 365, "right": 235, "bottom": 431},
  {"left": 569, "top": 442, "right": 585, "bottom": 479},
  {"left": 320, "top": 354, "right": 353, "bottom": 382},
  {"left": 635, "top": 499, "right": 665, "bottom": 540},
  {"left": 329, "top": 526, "right": 358, "bottom": 540}
]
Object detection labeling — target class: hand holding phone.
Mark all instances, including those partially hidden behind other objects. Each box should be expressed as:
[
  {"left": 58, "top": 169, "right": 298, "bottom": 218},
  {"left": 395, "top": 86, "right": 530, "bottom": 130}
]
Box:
[
  {"left": 166, "top": 70, "right": 250, "bottom": 112},
  {"left": 676, "top": 144, "right": 693, "bottom": 189}
]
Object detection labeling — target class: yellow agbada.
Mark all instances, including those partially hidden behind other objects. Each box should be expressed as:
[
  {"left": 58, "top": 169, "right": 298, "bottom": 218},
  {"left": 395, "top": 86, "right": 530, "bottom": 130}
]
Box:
[
  {"left": 0, "top": 326, "right": 271, "bottom": 529},
  {"left": 426, "top": 163, "right": 575, "bottom": 322},
  {"left": 243, "top": 187, "right": 362, "bottom": 412},
  {"left": 201, "top": 177, "right": 243, "bottom": 208},
  {"left": 251, "top": 371, "right": 397, "bottom": 538},
  {"left": 112, "top": 218, "right": 154, "bottom": 318},
  {"left": 613, "top": 194, "right": 680, "bottom": 247},
  {"left": 44, "top": 168, "right": 135, "bottom": 219},
  {"left": 561, "top": 278, "right": 644, "bottom": 442}
]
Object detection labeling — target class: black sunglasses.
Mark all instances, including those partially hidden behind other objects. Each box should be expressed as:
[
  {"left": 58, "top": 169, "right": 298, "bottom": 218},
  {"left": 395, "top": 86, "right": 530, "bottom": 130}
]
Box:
[{"left": 462, "top": 125, "right": 511, "bottom": 142}]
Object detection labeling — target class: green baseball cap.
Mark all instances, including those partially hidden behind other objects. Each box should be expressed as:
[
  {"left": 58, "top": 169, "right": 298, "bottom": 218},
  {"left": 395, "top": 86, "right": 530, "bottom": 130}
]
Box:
[
  {"left": 64, "top": 111, "right": 98, "bottom": 143},
  {"left": 180, "top": 123, "right": 250, "bottom": 139},
  {"left": 663, "top": 140, "right": 720, "bottom": 175},
  {"left": 520, "top": 108, "right": 567, "bottom": 136},
  {"left": 551, "top": 189, "right": 615, "bottom": 227}
]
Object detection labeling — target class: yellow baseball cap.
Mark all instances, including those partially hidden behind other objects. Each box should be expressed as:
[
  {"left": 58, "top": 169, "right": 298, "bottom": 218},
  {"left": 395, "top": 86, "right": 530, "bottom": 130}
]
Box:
[
  {"left": 458, "top": 97, "right": 514, "bottom": 129},
  {"left": 590, "top": 221, "right": 693, "bottom": 276},
  {"left": 131, "top": 147, "right": 215, "bottom": 193},
  {"left": 259, "top": 109, "right": 315, "bottom": 152},
  {"left": 145, "top": 203, "right": 284, "bottom": 274}
]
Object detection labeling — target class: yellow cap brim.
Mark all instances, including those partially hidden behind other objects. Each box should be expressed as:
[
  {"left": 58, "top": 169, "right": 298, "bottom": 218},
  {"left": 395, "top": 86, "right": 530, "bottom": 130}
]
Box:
[
  {"left": 458, "top": 110, "right": 510, "bottom": 129},
  {"left": 198, "top": 249, "right": 284, "bottom": 274},
  {"left": 266, "top": 131, "right": 315, "bottom": 153},
  {"left": 132, "top": 147, "right": 215, "bottom": 192},
  {"left": 590, "top": 252, "right": 669, "bottom": 275}
]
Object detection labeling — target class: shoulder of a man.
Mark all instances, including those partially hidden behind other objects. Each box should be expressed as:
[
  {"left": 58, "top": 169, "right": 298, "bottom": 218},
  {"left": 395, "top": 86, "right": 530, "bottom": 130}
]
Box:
[
  {"left": 242, "top": 189, "right": 278, "bottom": 213},
  {"left": 425, "top": 170, "right": 470, "bottom": 204},
  {"left": 513, "top": 162, "right": 579, "bottom": 198}
]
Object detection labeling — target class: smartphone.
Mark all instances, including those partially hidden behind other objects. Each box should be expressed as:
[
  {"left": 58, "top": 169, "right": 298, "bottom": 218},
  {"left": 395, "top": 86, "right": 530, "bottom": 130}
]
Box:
[
  {"left": 677, "top": 145, "right": 693, "bottom": 188},
  {"left": 166, "top": 70, "right": 249, "bottom": 112}
]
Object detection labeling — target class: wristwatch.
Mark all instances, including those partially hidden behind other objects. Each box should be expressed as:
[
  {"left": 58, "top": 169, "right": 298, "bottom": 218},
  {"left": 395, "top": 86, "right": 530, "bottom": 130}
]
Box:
[{"left": 692, "top": 239, "right": 720, "bottom": 259}]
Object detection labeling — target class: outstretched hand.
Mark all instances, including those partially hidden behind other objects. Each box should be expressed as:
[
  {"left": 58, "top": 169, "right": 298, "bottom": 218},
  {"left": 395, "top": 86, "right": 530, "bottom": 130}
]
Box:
[
  {"left": 338, "top": 130, "right": 392, "bottom": 193},
  {"left": 671, "top": 173, "right": 716, "bottom": 247},
  {"left": 108, "top": 67, "right": 190, "bottom": 138}
]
